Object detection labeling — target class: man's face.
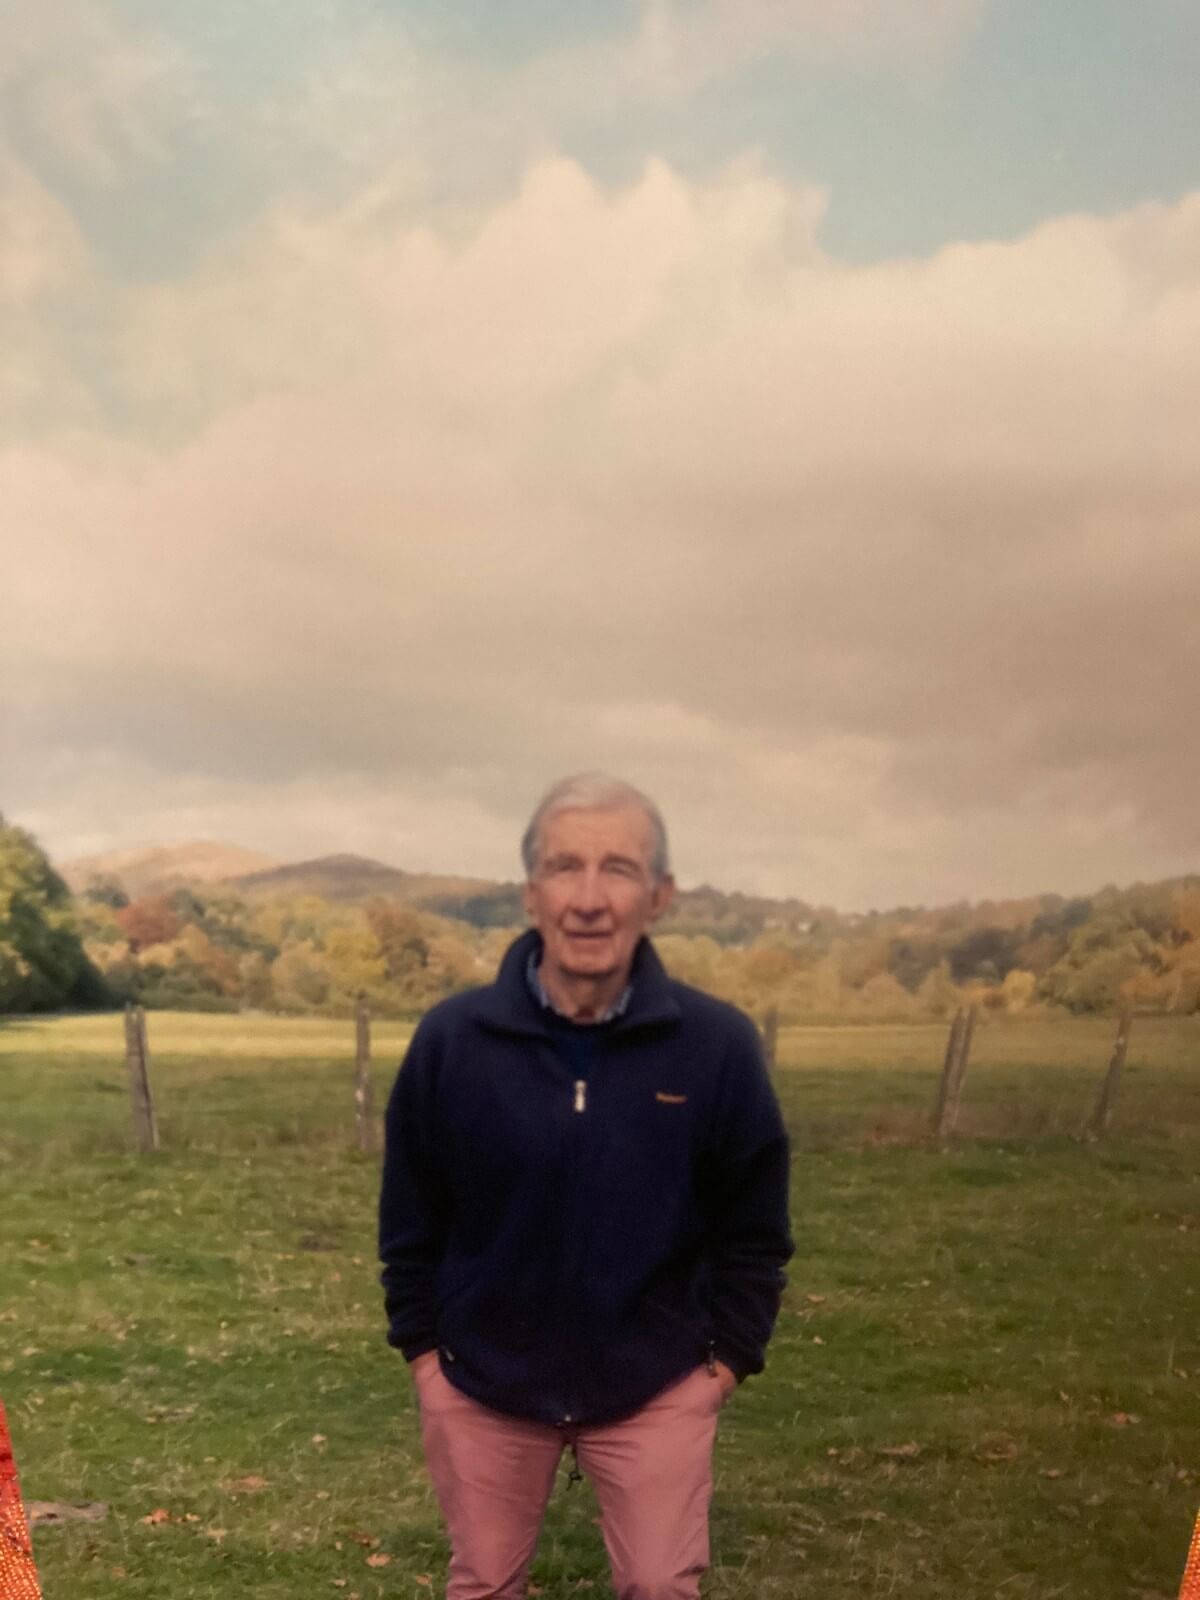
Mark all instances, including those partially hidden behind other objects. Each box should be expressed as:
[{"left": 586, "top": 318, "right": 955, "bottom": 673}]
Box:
[{"left": 522, "top": 804, "right": 674, "bottom": 989}]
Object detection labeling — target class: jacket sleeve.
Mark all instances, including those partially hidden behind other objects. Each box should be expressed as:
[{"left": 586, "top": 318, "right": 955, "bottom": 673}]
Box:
[
  {"left": 378, "top": 1018, "right": 449, "bottom": 1361},
  {"left": 701, "top": 1013, "right": 793, "bottom": 1381}
]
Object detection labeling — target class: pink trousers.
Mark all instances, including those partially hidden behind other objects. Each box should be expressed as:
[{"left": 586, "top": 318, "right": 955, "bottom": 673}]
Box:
[{"left": 414, "top": 1361, "right": 723, "bottom": 1600}]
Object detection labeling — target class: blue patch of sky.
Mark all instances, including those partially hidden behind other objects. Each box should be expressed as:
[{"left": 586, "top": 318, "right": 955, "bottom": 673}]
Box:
[
  {"left": 19, "top": 0, "right": 643, "bottom": 279},
  {"left": 22, "top": 0, "right": 1200, "bottom": 281},
  {"left": 579, "top": 0, "right": 1200, "bottom": 262},
  {"left": 5, "top": 2, "right": 350, "bottom": 278},
  {"left": 364, "top": 0, "right": 642, "bottom": 61},
  {"left": 112, "top": 0, "right": 640, "bottom": 68}
]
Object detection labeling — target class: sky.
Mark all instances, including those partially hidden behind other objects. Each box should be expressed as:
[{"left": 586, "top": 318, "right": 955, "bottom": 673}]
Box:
[{"left": 3, "top": 0, "right": 1199, "bottom": 910}]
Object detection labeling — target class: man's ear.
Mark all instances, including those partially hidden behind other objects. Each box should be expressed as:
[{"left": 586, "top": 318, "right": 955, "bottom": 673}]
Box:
[
  {"left": 521, "top": 880, "right": 537, "bottom": 921},
  {"left": 649, "top": 873, "right": 675, "bottom": 923}
]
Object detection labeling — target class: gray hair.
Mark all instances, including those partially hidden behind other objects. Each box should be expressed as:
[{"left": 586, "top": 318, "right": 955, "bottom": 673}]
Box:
[{"left": 521, "top": 772, "right": 671, "bottom": 880}]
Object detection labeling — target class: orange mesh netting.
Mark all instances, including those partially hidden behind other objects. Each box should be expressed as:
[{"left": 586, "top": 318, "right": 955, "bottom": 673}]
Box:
[
  {"left": 1181, "top": 1509, "right": 1200, "bottom": 1600},
  {"left": 0, "top": 1401, "right": 43, "bottom": 1600}
]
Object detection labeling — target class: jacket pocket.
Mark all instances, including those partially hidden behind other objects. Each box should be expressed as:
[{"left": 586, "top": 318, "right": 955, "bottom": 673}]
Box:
[{"left": 642, "top": 1292, "right": 711, "bottom": 1355}]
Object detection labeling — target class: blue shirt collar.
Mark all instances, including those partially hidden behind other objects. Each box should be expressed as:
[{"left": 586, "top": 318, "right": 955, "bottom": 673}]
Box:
[{"left": 525, "top": 948, "right": 633, "bottom": 1024}]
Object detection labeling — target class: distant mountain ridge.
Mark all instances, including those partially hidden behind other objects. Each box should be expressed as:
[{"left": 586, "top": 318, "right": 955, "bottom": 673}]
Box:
[
  {"left": 49, "top": 836, "right": 1200, "bottom": 1015},
  {"left": 230, "top": 852, "right": 506, "bottom": 908},
  {"left": 59, "top": 841, "right": 279, "bottom": 898},
  {"left": 57, "top": 840, "right": 818, "bottom": 940}
]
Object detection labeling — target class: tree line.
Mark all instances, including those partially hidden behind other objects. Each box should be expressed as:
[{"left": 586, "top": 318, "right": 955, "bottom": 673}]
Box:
[{"left": 3, "top": 814, "right": 1199, "bottom": 1019}]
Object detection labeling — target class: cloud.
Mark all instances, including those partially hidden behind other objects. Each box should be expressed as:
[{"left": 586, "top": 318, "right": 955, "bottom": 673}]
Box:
[
  {"left": 4, "top": 159, "right": 1200, "bottom": 905},
  {"left": 0, "top": 154, "right": 104, "bottom": 435},
  {"left": 0, "top": 0, "right": 196, "bottom": 186},
  {"left": 217, "top": 0, "right": 989, "bottom": 240},
  {"left": 626, "top": 0, "right": 988, "bottom": 92},
  {"left": 0, "top": 154, "right": 88, "bottom": 304},
  {"left": 519, "top": 0, "right": 989, "bottom": 123}
]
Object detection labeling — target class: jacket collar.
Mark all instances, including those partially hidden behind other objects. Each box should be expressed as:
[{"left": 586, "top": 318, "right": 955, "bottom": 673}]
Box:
[{"left": 470, "top": 927, "right": 681, "bottom": 1038}]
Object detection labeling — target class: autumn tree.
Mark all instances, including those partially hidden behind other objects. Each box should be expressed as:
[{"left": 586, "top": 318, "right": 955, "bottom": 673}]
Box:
[
  {"left": 1041, "top": 914, "right": 1160, "bottom": 1012},
  {"left": 270, "top": 940, "right": 333, "bottom": 1012},
  {"left": 0, "top": 815, "right": 106, "bottom": 1011},
  {"left": 115, "top": 895, "right": 180, "bottom": 954}
]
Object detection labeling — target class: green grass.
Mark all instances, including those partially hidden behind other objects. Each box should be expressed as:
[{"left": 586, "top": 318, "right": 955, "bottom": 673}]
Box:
[{"left": 1, "top": 1012, "right": 1197, "bottom": 1598}]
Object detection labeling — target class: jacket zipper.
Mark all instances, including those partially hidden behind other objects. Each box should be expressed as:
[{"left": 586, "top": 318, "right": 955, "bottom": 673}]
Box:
[{"left": 560, "top": 1075, "right": 589, "bottom": 1421}]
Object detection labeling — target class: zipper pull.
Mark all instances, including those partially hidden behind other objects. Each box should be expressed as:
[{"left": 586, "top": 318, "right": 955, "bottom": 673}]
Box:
[{"left": 574, "top": 1079, "right": 587, "bottom": 1113}]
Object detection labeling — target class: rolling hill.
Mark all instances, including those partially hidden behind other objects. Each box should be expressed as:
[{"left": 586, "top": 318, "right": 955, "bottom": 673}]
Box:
[
  {"left": 228, "top": 853, "right": 507, "bottom": 908},
  {"left": 58, "top": 840, "right": 820, "bottom": 940},
  {"left": 59, "top": 841, "right": 280, "bottom": 898}
]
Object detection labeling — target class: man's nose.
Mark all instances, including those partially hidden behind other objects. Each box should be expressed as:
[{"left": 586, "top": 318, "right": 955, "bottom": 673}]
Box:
[{"left": 570, "top": 868, "right": 607, "bottom": 915}]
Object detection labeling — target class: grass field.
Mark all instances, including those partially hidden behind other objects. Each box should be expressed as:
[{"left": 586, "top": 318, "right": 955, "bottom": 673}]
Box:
[{"left": 1, "top": 1010, "right": 1197, "bottom": 1598}]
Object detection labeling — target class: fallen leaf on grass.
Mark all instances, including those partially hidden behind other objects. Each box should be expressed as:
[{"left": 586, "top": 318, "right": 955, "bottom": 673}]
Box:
[
  {"left": 975, "top": 1435, "right": 1020, "bottom": 1463},
  {"left": 876, "top": 1443, "right": 922, "bottom": 1459},
  {"left": 1040, "top": 1468, "right": 1063, "bottom": 1479},
  {"left": 228, "top": 1474, "right": 269, "bottom": 1492},
  {"left": 349, "top": 1531, "right": 379, "bottom": 1547},
  {"left": 811, "top": 1335, "right": 825, "bottom": 1345},
  {"left": 205, "top": 1528, "right": 227, "bottom": 1542},
  {"left": 365, "top": 1552, "right": 392, "bottom": 1568},
  {"left": 28, "top": 1501, "right": 108, "bottom": 1526},
  {"left": 312, "top": 1433, "right": 327, "bottom": 1444},
  {"left": 140, "top": 1508, "right": 172, "bottom": 1525},
  {"left": 1109, "top": 1412, "right": 1140, "bottom": 1427},
  {"left": 331, "top": 1581, "right": 347, "bottom": 1589},
  {"left": 415, "top": 1577, "right": 431, "bottom": 1588},
  {"left": 145, "top": 1404, "right": 197, "bottom": 1424},
  {"left": 805, "top": 1294, "right": 826, "bottom": 1305}
]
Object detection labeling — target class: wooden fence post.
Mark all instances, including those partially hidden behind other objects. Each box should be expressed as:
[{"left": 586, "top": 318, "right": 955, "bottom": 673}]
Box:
[
  {"left": 761, "top": 1006, "right": 779, "bottom": 1074},
  {"left": 123, "top": 1002, "right": 159, "bottom": 1154},
  {"left": 931, "top": 1005, "right": 976, "bottom": 1140},
  {"left": 931, "top": 1008, "right": 965, "bottom": 1137},
  {"left": 354, "top": 994, "right": 375, "bottom": 1155},
  {"left": 1087, "top": 1009, "right": 1133, "bottom": 1139},
  {"left": 944, "top": 1004, "right": 976, "bottom": 1135}
]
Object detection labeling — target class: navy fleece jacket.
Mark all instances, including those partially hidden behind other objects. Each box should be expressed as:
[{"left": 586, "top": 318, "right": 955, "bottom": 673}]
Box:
[{"left": 378, "top": 929, "right": 793, "bottom": 1427}]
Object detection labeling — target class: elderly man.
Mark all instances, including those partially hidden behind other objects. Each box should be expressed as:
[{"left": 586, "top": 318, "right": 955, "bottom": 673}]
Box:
[{"left": 379, "top": 774, "right": 792, "bottom": 1600}]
